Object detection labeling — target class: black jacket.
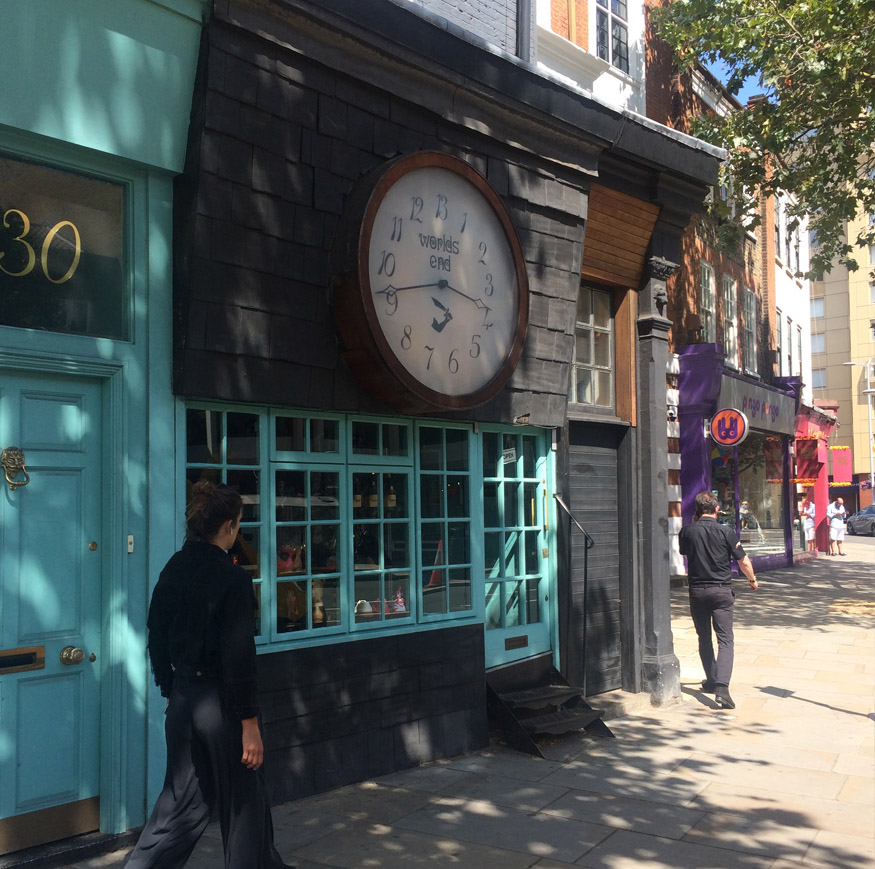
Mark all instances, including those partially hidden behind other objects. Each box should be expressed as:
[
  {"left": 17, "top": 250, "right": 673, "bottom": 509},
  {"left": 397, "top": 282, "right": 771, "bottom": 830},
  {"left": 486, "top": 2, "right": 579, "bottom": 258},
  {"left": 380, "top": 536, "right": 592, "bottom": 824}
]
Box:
[{"left": 147, "top": 540, "right": 259, "bottom": 719}]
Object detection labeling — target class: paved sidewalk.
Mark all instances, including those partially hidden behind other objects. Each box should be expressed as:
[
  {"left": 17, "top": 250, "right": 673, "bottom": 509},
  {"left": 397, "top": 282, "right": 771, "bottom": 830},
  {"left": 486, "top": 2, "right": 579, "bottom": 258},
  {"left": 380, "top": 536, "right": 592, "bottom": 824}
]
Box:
[{"left": 67, "top": 541, "right": 875, "bottom": 867}]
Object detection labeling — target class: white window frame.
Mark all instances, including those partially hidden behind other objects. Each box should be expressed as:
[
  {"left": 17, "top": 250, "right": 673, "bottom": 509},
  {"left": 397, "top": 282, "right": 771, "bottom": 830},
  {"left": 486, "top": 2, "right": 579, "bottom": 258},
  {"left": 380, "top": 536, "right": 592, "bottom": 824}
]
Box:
[
  {"left": 700, "top": 261, "right": 716, "bottom": 343},
  {"left": 776, "top": 307, "right": 783, "bottom": 374},
  {"left": 743, "top": 286, "right": 757, "bottom": 374},
  {"left": 570, "top": 286, "right": 614, "bottom": 408},
  {"left": 595, "top": 0, "right": 629, "bottom": 74},
  {"left": 795, "top": 325, "right": 802, "bottom": 376},
  {"left": 722, "top": 275, "right": 738, "bottom": 367}
]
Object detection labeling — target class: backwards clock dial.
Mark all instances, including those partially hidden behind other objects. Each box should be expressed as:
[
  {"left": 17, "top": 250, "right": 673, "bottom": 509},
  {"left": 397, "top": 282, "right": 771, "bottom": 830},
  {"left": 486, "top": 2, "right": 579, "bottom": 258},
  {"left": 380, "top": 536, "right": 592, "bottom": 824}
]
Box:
[{"left": 360, "top": 157, "right": 526, "bottom": 405}]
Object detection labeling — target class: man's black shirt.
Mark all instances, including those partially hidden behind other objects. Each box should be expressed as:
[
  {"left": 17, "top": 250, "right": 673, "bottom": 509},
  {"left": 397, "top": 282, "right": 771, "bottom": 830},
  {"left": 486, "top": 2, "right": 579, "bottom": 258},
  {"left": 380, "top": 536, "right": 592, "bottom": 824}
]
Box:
[{"left": 678, "top": 516, "right": 746, "bottom": 585}]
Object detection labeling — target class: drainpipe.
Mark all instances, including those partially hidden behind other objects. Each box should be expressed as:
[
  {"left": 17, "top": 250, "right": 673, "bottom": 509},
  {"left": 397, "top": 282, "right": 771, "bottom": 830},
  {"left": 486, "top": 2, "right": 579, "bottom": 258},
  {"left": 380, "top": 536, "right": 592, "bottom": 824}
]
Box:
[{"left": 517, "top": 0, "right": 532, "bottom": 62}]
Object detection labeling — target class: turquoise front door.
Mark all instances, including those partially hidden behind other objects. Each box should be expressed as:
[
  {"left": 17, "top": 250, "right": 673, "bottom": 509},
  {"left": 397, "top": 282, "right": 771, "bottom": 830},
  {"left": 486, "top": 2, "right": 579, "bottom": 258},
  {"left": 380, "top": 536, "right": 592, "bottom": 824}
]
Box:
[
  {"left": 0, "top": 371, "right": 103, "bottom": 854},
  {"left": 482, "top": 430, "right": 553, "bottom": 669}
]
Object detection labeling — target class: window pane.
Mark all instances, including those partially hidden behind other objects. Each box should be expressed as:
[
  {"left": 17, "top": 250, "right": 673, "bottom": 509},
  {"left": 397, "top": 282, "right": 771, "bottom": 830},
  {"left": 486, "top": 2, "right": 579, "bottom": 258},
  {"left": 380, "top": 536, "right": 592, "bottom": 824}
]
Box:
[
  {"left": 525, "top": 529, "right": 540, "bottom": 574},
  {"left": 575, "top": 329, "right": 592, "bottom": 366},
  {"left": 447, "top": 522, "right": 470, "bottom": 565},
  {"left": 421, "top": 522, "right": 444, "bottom": 573},
  {"left": 483, "top": 432, "right": 501, "bottom": 477},
  {"left": 383, "top": 524, "right": 409, "bottom": 568},
  {"left": 504, "top": 482, "right": 519, "bottom": 525},
  {"left": 575, "top": 368, "right": 592, "bottom": 405},
  {"left": 592, "top": 291, "right": 611, "bottom": 328},
  {"left": 524, "top": 482, "right": 539, "bottom": 527},
  {"left": 596, "top": 9, "right": 609, "bottom": 61},
  {"left": 232, "top": 527, "right": 259, "bottom": 579},
  {"left": 811, "top": 333, "right": 825, "bottom": 354},
  {"left": 353, "top": 472, "right": 379, "bottom": 519},
  {"left": 445, "top": 428, "right": 469, "bottom": 470},
  {"left": 382, "top": 424, "right": 407, "bottom": 456},
  {"left": 310, "top": 418, "right": 338, "bottom": 453},
  {"left": 310, "top": 472, "right": 339, "bottom": 520},
  {"left": 275, "top": 416, "right": 306, "bottom": 452},
  {"left": 593, "top": 330, "right": 611, "bottom": 368},
  {"left": 504, "top": 581, "right": 522, "bottom": 628},
  {"left": 386, "top": 574, "right": 409, "bottom": 617},
  {"left": 612, "top": 20, "right": 629, "bottom": 72},
  {"left": 314, "top": 577, "right": 339, "bottom": 627},
  {"left": 226, "top": 413, "right": 258, "bottom": 465},
  {"left": 227, "top": 469, "right": 259, "bottom": 522},
  {"left": 384, "top": 473, "right": 407, "bottom": 518},
  {"left": 353, "top": 524, "right": 380, "bottom": 570},
  {"left": 352, "top": 421, "right": 379, "bottom": 455},
  {"left": 187, "top": 409, "right": 222, "bottom": 464},
  {"left": 485, "top": 532, "right": 502, "bottom": 577},
  {"left": 312, "top": 524, "right": 339, "bottom": 573},
  {"left": 522, "top": 436, "right": 537, "bottom": 478},
  {"left": 611, "top": 0, "right": 627, "bottom": 20},
  {"left": 576, "top": 287, "right": 592, "bottom": 323},
  {"left": 447, "top": 476, "right": 468, "bottom": 517},
  {"left": 354, "top": 577, "right": 383, "bottom": 622},
  {"left": 484, "top": 481, "right": 499, "bottom": 527},
  {"left": 0, "top": 156, "right": 127, "bottom": 339},
  {"left": 419, "top": 427, "right": 443, "bottom": 470},
  {"left": 594, "top": 370, "right": 612, "bottom": 407},
  {"left": 420, "top": 474, "right": 443, "bottom": 519},
  {"left": 448, "top": 567, "right": 472, "bottom": 612},
  {"left": 277, "top": 580, "right": 308, "bottom": 632},
  {"left": 526, "top": 578, "right": 540, "bottom": 624},
  {"left": 276, "top": 526, "right": 305, "bottom": 575},
  {"left": 277, "top": 470, "right": 306, "bottom": 521},
  {"left": 187, "top": 466, "right": 220, "bottom": 492}
]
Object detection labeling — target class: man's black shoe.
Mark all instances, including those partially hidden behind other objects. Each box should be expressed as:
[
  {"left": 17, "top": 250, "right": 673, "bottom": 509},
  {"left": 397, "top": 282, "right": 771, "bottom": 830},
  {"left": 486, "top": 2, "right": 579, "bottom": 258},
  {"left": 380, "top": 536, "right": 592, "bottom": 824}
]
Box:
[
  {"left": 701, "top": 680, "right": 717, "bottom": 693},
  {"left": 715, "top": 686, "right": 735, "bottom": 709}
]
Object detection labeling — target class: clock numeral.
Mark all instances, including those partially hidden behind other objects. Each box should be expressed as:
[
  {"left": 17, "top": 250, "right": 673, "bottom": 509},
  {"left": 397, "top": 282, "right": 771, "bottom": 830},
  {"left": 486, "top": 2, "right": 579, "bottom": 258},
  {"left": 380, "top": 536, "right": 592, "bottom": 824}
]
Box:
[
  {"left": 484, "top": 274, "right": 494, "bottom": 296},
  {"left": 470, "top": 335, "right": 481, "bottom": 359},
  {"left": 424, "top": 345, "right": 435, "bottom": 369},
  {"left": 391, "top": 216, "right": 403, "bottom": 242},
  {"left": 448, "top": 349, "right": 459, "bottom": 374},
  {"left": 435, "top": 194, "right": 448, "bottom": 221},
  {"left": 409, "top": 196, "right": 424, "bottom": 223},
  {"left": 400, "top": 325, "right": 413, "bottom": 350},
  {"left": 460, "top": 212, "right": 468, "bottom": 233},
  {"left": 382, "top": 288, "right": 398, "bottom": 316},
  {"left": 478, "top": 241, "right": 487, "bottom": 265},
  {"left": 378, "top": 250, "right": 396, "bottom": 276}
]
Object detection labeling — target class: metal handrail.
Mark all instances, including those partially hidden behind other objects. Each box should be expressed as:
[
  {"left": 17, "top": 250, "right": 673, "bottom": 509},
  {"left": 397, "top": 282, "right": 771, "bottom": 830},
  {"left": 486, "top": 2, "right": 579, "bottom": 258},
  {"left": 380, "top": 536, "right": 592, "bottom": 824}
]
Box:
[{"left": 553, "top": 494, "right": 595, "bottom": 696}]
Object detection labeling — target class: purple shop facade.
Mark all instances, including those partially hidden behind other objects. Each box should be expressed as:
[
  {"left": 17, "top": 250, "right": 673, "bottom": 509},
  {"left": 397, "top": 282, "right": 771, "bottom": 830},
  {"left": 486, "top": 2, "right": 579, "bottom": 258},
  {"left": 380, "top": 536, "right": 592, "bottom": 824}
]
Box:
[{"left": 677, "top": 344, "right": 802, "bottom": 571}]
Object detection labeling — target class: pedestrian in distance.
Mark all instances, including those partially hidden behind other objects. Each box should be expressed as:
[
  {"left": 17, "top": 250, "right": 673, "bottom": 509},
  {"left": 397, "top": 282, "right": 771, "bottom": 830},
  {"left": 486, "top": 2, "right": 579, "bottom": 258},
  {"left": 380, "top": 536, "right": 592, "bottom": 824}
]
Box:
[
  {"left": 827, "top": 496, "right": 847, "bottom": 556},
  {"left": 801, "top": 494, "right": 816, "bottom": 553},
  {"left": 125, "top": 481, "right": 293, "bottom": 869},
  {"left": 678, "top": 491, "right": 759, "bottom": 710}
]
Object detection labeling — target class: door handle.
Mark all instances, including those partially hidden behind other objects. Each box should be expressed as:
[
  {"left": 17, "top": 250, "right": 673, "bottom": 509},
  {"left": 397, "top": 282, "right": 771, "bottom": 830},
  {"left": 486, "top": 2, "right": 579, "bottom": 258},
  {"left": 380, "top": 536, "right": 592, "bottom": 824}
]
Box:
[
  {"left": 1, "top": 446, "right": 30, "bottom": 490},
  {"left": 60, "top": 646, "right": 86, "bottom": 666}
]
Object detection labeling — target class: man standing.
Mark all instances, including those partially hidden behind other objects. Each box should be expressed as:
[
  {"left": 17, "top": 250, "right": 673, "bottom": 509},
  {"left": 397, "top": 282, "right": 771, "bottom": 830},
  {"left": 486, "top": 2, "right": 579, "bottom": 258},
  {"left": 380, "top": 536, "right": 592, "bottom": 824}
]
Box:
[
  {"left": 827, "top": 497, "right": 847, "bottom": 556},
  {"left": 679, "top": 491, "right": 759, "bottom": 710}
]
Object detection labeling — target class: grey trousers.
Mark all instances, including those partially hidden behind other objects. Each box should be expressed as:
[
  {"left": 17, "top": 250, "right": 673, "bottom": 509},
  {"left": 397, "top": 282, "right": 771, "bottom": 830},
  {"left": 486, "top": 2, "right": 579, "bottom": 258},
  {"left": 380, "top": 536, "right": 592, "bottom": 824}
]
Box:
[
  {"left": 689, "top": 584, "right": 735, "bottom": 687},
  {"left": 125, "top": 677, "right": 289, "bottom": 869}
]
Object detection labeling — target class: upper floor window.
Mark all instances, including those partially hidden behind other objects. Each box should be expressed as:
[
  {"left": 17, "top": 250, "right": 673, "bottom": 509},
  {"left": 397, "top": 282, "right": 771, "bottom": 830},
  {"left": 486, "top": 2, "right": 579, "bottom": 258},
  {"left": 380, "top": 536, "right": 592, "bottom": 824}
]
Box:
[
  {"left": 743, "top": 286, "right": 757, "bottom": 374},
  {"left": 811, "top": 297, "right": 824, "bottom": 318},
  {"left": 570, "top": 286, "right": 613, "bottom": 408},
  {"left": 722, "top": 276, "right": 738, "bottom": 367},
  {"left": 795, "top": 325, "right": 802, "bottom": 376},
  {"left": 870, "top": 281, "right": 875, "bottom": 305},
  {"left": 700, "top": 262, "right": 716, "bottom": 343},
  {"left": 812, "top": 368, "right": 826, "bottom": 389},
  {"left": 776, "top": 307, "right": 783, "bottom": 373},
  {"left": 596, "top": 0, "right": 629, "bottom": 73},
  {"left": 786, "top": 316, "right": 793, "bottom": 376},
  {"left": 811, "top": 333, "right": 825, "bottom": 354}
]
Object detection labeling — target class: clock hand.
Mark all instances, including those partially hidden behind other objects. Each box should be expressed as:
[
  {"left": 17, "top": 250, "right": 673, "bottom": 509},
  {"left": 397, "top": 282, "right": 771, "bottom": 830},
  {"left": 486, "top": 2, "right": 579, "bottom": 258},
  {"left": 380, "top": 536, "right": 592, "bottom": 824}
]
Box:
[
  {"left": 376, "top": 282, "right": 442, "bottom": 296},
  {"left": 435, "top": 279, "right": 492, "bottom": 318},
  {"left": 430, "top": 297, "right": 453, "bottom": 333}
]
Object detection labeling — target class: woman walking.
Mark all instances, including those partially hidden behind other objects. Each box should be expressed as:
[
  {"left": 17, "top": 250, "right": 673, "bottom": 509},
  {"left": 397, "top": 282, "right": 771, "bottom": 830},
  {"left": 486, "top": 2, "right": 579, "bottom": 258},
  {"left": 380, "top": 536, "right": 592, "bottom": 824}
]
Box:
[{"left": 126, "top": 482, "right": 292, "bottom": 868}]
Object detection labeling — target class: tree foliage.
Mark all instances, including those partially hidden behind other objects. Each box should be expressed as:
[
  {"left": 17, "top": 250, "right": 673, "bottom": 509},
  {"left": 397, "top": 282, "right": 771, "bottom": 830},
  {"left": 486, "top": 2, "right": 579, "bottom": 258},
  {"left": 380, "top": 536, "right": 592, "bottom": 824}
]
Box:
[{"left": 654, "top": 0, "right": 875, "bottom": 277}]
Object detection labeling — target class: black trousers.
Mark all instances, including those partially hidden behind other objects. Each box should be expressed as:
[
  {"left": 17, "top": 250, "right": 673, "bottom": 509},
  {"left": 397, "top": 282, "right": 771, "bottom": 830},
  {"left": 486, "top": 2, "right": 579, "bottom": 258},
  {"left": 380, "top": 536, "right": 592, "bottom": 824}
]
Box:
[
  {"left": 688, "top": 584, "right": 735, "bottom": 687},
  {"left": 126, "top": 677, "right": 288, "bottom": 869}
]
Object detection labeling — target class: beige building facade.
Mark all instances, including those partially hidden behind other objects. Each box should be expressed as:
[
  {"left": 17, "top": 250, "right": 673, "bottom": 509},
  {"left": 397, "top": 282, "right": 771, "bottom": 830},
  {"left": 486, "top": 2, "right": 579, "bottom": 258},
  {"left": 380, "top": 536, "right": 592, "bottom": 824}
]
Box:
[{"left": 810, "top": 210, "right": 875, "bottom": 510}]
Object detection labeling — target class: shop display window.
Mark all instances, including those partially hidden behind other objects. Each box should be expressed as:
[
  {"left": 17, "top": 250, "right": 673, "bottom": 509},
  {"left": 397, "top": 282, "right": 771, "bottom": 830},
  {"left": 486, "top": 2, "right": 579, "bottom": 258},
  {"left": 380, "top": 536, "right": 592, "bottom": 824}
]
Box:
[
  {"left": 710, "top": 431, "right": 787, "bottom": 557},
  {"left": 184, "top": 407, "right": 549, "bottom": 646}
]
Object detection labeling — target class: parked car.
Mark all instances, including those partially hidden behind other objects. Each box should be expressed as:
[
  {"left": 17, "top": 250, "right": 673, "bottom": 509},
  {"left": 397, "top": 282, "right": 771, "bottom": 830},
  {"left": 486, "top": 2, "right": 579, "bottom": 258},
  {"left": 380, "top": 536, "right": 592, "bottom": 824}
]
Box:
[{"left": 846, "top": 505, "right": 875, "bottom": 536}]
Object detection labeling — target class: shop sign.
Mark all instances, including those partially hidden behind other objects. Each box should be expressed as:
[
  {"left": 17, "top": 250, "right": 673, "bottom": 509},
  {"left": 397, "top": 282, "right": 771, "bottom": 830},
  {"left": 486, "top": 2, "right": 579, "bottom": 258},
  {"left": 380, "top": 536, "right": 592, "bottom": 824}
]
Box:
[
  {"left": 709, "top": 408, "right": 749, "bottom": 447},
  {"left": 718, "top": 376, "right": 797, "bottom": 435}
]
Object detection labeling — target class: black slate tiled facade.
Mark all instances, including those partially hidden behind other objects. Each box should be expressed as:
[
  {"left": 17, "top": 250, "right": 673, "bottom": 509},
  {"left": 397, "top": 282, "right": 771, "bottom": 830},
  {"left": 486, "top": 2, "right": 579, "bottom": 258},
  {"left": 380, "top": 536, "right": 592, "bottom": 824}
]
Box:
[
  {"left": 174, "top": 6, "right": 587, "bottom": 427},
  {"left": 257, "top": 624, "right": 487, "bottom": 803}
]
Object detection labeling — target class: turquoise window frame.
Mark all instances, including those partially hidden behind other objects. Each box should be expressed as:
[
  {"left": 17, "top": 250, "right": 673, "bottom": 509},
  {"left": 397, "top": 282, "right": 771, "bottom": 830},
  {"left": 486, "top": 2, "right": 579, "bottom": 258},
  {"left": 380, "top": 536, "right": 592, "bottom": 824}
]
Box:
[{"left": 180, "top": 405, "right": 559, "bottom": 653}]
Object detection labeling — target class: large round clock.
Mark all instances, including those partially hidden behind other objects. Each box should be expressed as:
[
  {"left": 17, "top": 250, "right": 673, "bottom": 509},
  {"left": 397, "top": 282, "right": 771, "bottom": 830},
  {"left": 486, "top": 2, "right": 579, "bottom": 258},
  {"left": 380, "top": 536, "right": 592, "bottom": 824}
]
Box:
[{"left": 331, "top": 151, "right": 528, "bottom": 414}]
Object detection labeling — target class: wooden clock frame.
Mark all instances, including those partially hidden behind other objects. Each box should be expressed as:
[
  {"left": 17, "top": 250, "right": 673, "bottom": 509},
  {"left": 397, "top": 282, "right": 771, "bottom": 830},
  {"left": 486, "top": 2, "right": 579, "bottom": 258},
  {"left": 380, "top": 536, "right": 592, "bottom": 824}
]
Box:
[{"left": 330, "top": 151, "right": 529, "bottom": 415}]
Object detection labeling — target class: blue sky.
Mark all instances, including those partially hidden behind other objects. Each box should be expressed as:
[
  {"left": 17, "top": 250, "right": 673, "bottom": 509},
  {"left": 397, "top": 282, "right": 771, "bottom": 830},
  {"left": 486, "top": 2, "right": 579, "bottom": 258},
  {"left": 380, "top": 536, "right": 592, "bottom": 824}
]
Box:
[{"left": 706, "top": 60, "right": 767, "bottom": 105}]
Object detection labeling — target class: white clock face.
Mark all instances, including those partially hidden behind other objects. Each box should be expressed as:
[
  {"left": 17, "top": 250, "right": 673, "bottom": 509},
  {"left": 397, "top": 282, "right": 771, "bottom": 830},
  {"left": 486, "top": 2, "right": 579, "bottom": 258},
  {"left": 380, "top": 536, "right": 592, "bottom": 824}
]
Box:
[{"left": 366, "top": 166, "right": 522, "bottom": 399}]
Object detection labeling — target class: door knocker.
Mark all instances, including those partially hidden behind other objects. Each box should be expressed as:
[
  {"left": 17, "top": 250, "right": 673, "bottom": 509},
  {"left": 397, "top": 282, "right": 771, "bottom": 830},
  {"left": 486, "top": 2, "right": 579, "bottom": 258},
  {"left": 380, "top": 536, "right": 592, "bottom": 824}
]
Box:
[{"left": 1, "top": 447, "right": 30, "bottom": 490}]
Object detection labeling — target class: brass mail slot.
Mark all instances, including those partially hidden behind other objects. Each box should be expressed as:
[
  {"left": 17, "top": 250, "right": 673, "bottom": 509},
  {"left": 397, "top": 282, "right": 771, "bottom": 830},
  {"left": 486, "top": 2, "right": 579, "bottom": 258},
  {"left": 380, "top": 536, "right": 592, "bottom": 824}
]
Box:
[
  {"left": 0, "top": 646, "right": 45, "bottom": 674},
  {"left": 504, "top": 635, "right": 529, "bottom": 651}
]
